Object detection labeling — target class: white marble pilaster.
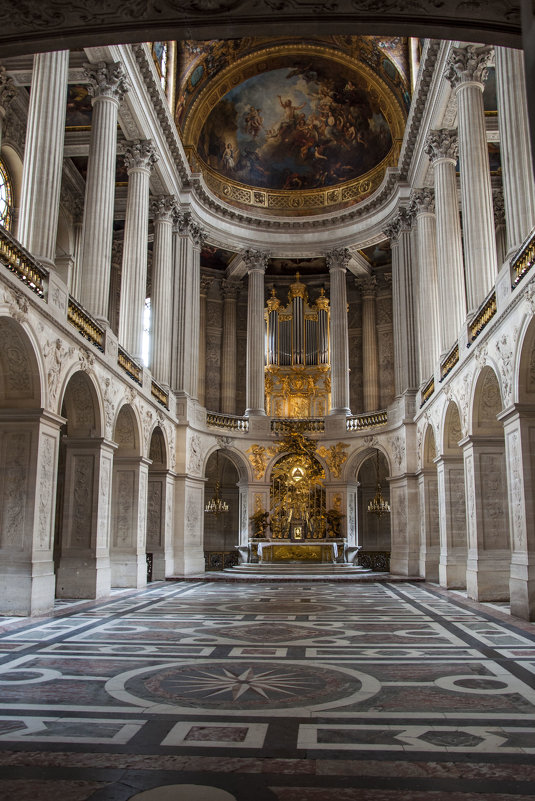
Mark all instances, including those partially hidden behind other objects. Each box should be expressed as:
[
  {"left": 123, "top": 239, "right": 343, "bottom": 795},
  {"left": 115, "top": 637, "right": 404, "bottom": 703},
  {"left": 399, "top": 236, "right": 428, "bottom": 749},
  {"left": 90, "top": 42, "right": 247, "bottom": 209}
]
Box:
[
  {"left": 56, "top": 438, "right": 115, "bottom": 599},
  {"left": 445, "top": 45, "right": 497, "bottom": 313},
  {"left": 500, "top": 407, "right": 535, "bottom": 620},
  {"left": 221, "top": 279, "right": 240, "bottom": 415},
  {"left": 385, "top": 209, "right": 418, "bottom": 395},
  {"left": 18, "top": 51, "right": 69, "bottom": 269},
  {"left": 410, "top": 189, "right": 441, "bottom": 381},
  {"left": 327, "top": 248, "right": 351, "bottom": 414},
  {"left": 80, "top": 61, "right": 129, "bottom": 322},
  {"left": 110, "top": 456, "right": 150, "bottom": 588},
  {"left": 149, "top": 195, "right": 175, "bottom": 386},
  {"left": 146, "top": 469, "right": 174, "bottom": 580},
  {"left": 418, "top": 468, "right": 440, "bottom": 581},
  {"left": 244, "top": 249, "right": 268, "bottom": 416},
  {"left": 389, "top": 474, "right": 420, "bottom": 576},
  {"left": 425, "top": 129, "right": 467, "bottom": 353},
  {"left": 172, "top": 476, "right": 206, "bottom": 574},
  {"left": 355, "top": 276, "right": 379, "bottom": 412},
  {"left": 495, "top": 47, "right": 535, "bottom": 257},
  {"left": 435, "top": 454, "right": 467, "bottom": 588},
  {"left": 198, "top": 274, "right": 213, "bottom": 407},
  {"left": 118, "top": 140, "right": 158, "bottom": 361}
]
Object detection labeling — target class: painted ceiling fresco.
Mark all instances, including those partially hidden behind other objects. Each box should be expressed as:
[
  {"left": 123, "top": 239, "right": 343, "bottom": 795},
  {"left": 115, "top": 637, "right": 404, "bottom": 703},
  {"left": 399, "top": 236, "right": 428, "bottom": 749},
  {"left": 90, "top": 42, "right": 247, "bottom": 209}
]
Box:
[{"left": 198, "top": 61, "right": 393, "bottom": 192}]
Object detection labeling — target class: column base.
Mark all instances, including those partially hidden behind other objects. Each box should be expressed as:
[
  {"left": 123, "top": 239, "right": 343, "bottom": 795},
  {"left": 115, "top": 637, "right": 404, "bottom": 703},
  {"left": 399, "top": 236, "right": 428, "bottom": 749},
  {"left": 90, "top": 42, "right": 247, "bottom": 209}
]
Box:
[
  {"left": 110, "top": 553, "right": 148, "bottom": 589},
  {"left": 419, "top": 546, "right": 440, "bottom": 582},
  {"left": 439, "top": 549, "right": 467, "bottom": 589},
  {"left": 466, "top": 550, "right": 510, "bottom": 601},
  {"left": 0, "top": 564, "right": 55, "bottom": 616},
  {"left": 56, "top": 555, "right": 111, "bottom": 600},
  {"left": 172, "top": 546, "right": 205, "bottom": 576},
  {"left": 510, "top": 559, "right": 535, "bottom": 620},
  {"left": 390, "top": 549, "right": 420, "bottom": 576},
  {"left": 245, "top": 408, "right": 266, "bottom": 416}
]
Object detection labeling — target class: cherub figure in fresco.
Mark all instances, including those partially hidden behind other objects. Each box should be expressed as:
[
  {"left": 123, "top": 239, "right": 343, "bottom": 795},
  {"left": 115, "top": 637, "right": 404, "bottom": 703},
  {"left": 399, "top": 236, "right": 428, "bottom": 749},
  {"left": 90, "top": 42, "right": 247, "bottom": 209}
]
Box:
[{"left": 244, "top": 105, "right": 263, "bottom": 138}]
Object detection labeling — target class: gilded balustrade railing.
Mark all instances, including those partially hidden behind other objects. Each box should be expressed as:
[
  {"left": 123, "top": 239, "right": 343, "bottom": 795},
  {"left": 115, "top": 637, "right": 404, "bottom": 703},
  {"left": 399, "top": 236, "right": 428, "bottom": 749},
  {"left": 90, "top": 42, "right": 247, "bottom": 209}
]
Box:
[
  {"left": 469, "top": 291, "right": 497, "bottom": 343},
  {"left": 0, "top": 225, "right": 47, "bottom": 298},
  {"left": 512, "top": 229, "right": 535, "bottom": 288},
  {"left": 67, "top": 296, "right": 105, "bottom": 352},
  {"left": 271, "top": 418, "right": 325, "bottom": 433},
  {"left": 206, "top": 412, "right": 249, "bottom": 432},
  {"left": 118, "top": 346, "right": 143, "bottom": 385},
  {"left": 440, "top": 342, "right": 459, "bottom": 380},
  {"left": 420, "top": 377, "right": 435, "bottom": 407},
  {"left": 346, "top": 410, "right": 387, "bottom": 431},
  {"left": 151, "top": 379, "right": 169, "bottom": 408}
]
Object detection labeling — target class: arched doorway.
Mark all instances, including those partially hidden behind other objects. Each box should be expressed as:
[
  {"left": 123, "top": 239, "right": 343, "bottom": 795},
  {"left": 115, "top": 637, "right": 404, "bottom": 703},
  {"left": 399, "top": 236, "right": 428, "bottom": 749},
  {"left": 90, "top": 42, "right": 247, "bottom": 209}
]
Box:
[
  {"left": 203, "top": 449, "right": 240, "bottom": 570},
  {"left": 418, "top": 426, "right": 440, "bottom": 581},
  {"left": 147, "top": 425, "right": 171, "bottom": 581},
  {"left": 465, "top": 366, "right": 511, "bottom": 601},
  {"left": 55, "top": 369, "right": 111, "bottom": 600},
  {"left": 437, "top": 400, "right": 467, "bottom": 588},
  {"left": 357, "top": 449, "right": 391, "bottom": 572}
]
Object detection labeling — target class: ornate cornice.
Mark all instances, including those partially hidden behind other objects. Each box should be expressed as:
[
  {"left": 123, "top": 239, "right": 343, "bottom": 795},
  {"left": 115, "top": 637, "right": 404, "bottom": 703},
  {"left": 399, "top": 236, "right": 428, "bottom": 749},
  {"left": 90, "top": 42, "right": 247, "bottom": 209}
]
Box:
[
  {"left": 0, "top": 66, "right": 16, "bottom": 112},
  {"left": 384, "top": 206, "right": 412, "bottom": 242}
]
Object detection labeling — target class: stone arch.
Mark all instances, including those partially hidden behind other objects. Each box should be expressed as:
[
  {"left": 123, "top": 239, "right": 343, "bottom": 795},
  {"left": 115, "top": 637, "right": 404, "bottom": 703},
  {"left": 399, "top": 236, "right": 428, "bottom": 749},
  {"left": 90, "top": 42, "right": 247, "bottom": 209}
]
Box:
[
  {"left": 472, "top": 365, "right": 504, "bottom": 435},
  {"left": 356, "top": 446, "right": 391, "bottom": 569},
  {"left": 515, "top": 313, "right": 535, "bottom": 405},
  {"left": 0, "top": 316, "right": 42, "bottom": 408},
  {"left": 419, "top": 424, "right": 440, "bottom": 581},
  {"left": 60, "top": 369, "right": 103, "bottom": 438},
  {"left": 442, "top": 399, "right": 463, "bottom": 455},
  {"left": 1, "top": 144, "right": 23, "bottom": 213},
  {"left": 203, "top": 448, "right": 241, "bottom": 569},
  {"left": 113, "top": 402, "right": 142, "bottom": 457},
  {"left": 345, "top": 443, "right": 392, "bottom": 481},
  {"left": 146, "top": 425, "right": 171, "bottom": 581},
  {"left": 149, "top": 424, "right": 168, "bottom": 470}
]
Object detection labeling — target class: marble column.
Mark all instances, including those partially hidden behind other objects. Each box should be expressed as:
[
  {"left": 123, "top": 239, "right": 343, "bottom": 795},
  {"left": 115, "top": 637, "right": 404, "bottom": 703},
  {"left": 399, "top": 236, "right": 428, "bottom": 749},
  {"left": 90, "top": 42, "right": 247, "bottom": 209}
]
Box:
[
  {"left": 355, "top": 276, "right": 379, "bottom": 412},
  {"left": 385, "top": 209, "right": 418, "bottom": 396},
  {"left": 500, "top": 406, "right": 535, "bottom": 620},
  {"left": 327, "top": 248, "right": 351, "bottom": 415},
  {"left": 445, "top": 45, "right": 497, "bottom": 313},
  {"left": 410, "top": 188, "right": 440, "bottom": 380},
  {"left": 495, "top": 46, "right": 535, "bottom": 256},
  {"left": 435, "top": 454, "right": 467, "bottom": 588},
  {"left": 80, "top": 61, "right": 129, "bottom": 322},
  {"left": 221, "top": 279, "right": 240, "bottom": 415},
  {"left": 198, "top": 274, "right": 213, "bottom": 407},
  {"left": 68, "top": 199, "right": 84, "bottom": 300},
  {"left": 424, "top": 129, "right": 467, "bottom": 352},
  {"left": 0, "top": 65, "right": 16, "bottom": 151},
  {"left": 118, "top": 140, "right": 158, "bottom": 361},
  {"left": 56, "top": 438, "right": 115, "bottom": 599},
  {"left": 172, "top": 211, "right": 203, "bottom": 398},
  {"left": 461, "top": 434, "right": 511, "bottom": 601},
  {"left": 149, "top": 194, "right": 175, "bottom": 387},
  {"left": 17, "top": 51, "right": 69, "bottom": 269},
  {"left": 494, "top": 188, "right": 507, "bottom": 269},
  {"left": 244, "top": 249, "right": 268, "bottom": 416},
  {"left": 147, "top": 468, "right": 174, "bottom": 581},
  {"left": 108, "top": 240, "right": 122, "bottom": 335}
]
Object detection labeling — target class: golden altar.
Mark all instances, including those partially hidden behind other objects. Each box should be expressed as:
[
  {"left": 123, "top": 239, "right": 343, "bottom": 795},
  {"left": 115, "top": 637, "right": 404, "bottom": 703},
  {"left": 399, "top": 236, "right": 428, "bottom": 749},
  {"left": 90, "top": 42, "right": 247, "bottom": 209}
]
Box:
[{"left": 256, "top": 540, "right": 341, "bottom": 563}]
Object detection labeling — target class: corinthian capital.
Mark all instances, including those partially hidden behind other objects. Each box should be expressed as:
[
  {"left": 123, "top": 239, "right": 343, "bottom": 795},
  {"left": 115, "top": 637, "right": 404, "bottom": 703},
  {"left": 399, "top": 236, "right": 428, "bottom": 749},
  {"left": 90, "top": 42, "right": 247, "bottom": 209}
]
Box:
[
  {"left": 424, "top": 129, "right": 459, "bottom": 164},
  {"left": 444, "top": 45, "right": 493, "bottom": 90},
  {"left": 410, "top": 187, "right": 435, "bottom": 216},
  {"left": 84, "top": 61, "right": 130, "bottom": 103},
  {"left": 243, "top": 249, "right": 269, "bottom": 273},
  {"left": 150, "top": 194, "right": 176, "bottom": 223},
  {"left": 0, "top": 66, "right": 16, "bottom": 112},
  {"left": 173, "top": 209, "right": 204, "bottom": 247},
  {"left": 326, "top": 247, "right": 350, "bottom": 271},
  {"left": 355, "top": 275, "right": 377, "bottom": 297},
  {"left": 384, "top": 206, "right": 412, "bottom": 243},
  {"left": 123, "top": 139, "right": 158, "bottom": 173}
]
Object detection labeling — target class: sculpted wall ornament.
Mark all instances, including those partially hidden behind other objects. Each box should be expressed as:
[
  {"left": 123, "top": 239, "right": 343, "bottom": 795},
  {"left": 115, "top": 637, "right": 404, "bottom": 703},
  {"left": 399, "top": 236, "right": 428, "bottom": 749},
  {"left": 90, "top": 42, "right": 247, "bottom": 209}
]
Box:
[
  {"left": 317, "top": 442, "right": 350, "bottom": 478},
  {"left": 495, "top": 332, "right": 516, "bottom": 405},
  {"left": 147, "top": 480, "right": 162, "bottom": 548},
  {"left": 326, "top": 248, "right": 351, "bottom": 271},
  {"left": 216, "top": 435, "right": 234, "bottom": 449},
  {"left": 444, "top": 45, "right": 494, "bottom": 90},
  {"left": 0, "top": 66, "right": 16, "bottom": 111},
  {"left": 1, "top": 431, "right": 30, "bottom": 548},
  {"left": 72, "top": 454, "right": 93, "bottom": 548},
  {"left": 43, "top": 338, "right": 75, "bottom": 405},
  {"left": 508, "top": 430, "right": 524, "bottom": 550},
  {"left": 123, "top": 139, "right": 158, "bottom": 173},
  {"left": 84, "top": 61, "right": 130, "bottom": 103},
  {"left": 37, "top": 433, "right": 55, "bottom": 550},
  {"left": 246, "top": 444, "right": 274, "bottom": 480},
  {"left": 424, "top": 129, "right": 459, "bottom": 163},
  {"left": 101, "top": 376, "right": 117, "bottom": 439},
  {"left": 1, "top": 321, "right": 32, "bottom": 396},
  {"left": 188, "top": 433, "right": 203, "bottom": 475},
  {"left": 389, "top": 434, "right": 405, "bottom": 471}
]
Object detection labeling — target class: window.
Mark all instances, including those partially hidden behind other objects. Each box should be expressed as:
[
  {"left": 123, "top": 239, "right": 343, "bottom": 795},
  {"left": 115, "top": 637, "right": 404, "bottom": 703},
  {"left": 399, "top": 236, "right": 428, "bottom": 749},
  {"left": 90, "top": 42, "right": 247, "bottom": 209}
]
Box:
[{"left": 0, "top": 159, "right": 13, "bottom": 230}]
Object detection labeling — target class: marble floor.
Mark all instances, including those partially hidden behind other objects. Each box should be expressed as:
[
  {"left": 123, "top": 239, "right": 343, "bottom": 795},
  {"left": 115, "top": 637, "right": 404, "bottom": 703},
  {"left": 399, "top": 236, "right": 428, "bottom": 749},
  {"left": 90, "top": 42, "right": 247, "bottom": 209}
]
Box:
[{"left": 0, "top": 580, "right": 534, "bottom": 800}]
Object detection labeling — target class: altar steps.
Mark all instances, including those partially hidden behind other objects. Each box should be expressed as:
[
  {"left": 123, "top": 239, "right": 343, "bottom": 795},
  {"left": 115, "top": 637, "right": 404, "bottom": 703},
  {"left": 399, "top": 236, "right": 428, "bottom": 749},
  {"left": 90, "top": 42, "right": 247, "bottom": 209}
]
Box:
[{"left": 224, "top": 563, "right": 373, "bottom": 575}]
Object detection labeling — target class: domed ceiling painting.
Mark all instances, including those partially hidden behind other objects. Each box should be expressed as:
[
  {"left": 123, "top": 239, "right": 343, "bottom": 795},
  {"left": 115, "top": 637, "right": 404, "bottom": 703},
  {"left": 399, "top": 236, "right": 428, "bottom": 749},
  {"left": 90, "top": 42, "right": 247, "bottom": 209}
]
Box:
[{"left": 179, "top": 37, "right": 409, "bottom": 216}]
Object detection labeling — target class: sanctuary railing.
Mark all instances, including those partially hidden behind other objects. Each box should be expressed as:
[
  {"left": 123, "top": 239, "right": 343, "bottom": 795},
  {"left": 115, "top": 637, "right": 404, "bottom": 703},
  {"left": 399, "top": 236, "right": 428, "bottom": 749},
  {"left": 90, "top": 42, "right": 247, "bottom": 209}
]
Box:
[
  {"left": 151, "top": 378, "right": 169, "bottom": 408},
  {"left": 206, "top": 412, "right": 249, "bottom": 432},
  {"left": 469, "top": 290, "right": 497, "bottom": 343},
  {"left": 67, "top": 296, "right": 105, "bottom": 352},
  {"left": 420, "top": 376, "right": 435, "bottom": 407},
  {"left": 440, "top": 342, "right": 459, "bottom": 380},
  {"left": 118, "top": 345, "right": 143, "bottom": 385},
  {"left": 346, "top": 410, "right": 387, "bottom": 431},
  {"left": 271, "top": 418, "right": 325, "bottom": 433}
]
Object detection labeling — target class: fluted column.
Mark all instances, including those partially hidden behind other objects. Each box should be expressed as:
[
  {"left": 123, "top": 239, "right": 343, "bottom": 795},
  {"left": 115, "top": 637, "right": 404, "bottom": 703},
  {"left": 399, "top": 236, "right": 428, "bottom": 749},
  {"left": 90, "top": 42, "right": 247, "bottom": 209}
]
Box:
[
  {"left": 445, "top": 45, "right": 497, "bottom": 313},
  {"left": 411, "top": 188, "right": 440, "bottom": 381},
  {"left": 0, "top": 66, "right": 16, "bottom": 151},
  {"left": 172, "top": 211, "right": 203, "bottom": 398},
  {"left": 425, "top": 129, "right": 467, "bottom": 352},
  {"left": 18, "top": 51, "right": 69, "bottom": 268},
  {"left": 327, "top": 248, "right": 351, "bottom": 415},
  {"left": 198, "top": 274, "right": 213, "bottom": 406},
  {"left": 69, "top": 199, "right": 84, "bottom": 300},
  {"left": 493, "top": 189, "right": 507, "bottom": 269},
  {"left": 385, "top": 209, "right": 418, "bottom": 395},
  {"left": 244, "top": 249, "right": 268, "bottom": 416},
  {"left": 221, "top": 279, "right": 240, "bottom": 414},
  {"left": 355, "top": 276, "right": 379, "bottom": 412},
  {"left": 80, "top": 61, "right": 129, "bottom": 321},
  {"left": 118, "top": 140, "right": 158, "bottom": 360},
  {"left": 495, "top": 47, "right": 535, "bottom": 256},
  {"left": 150, "top": 195, "right": 175, "bottom": 386}
]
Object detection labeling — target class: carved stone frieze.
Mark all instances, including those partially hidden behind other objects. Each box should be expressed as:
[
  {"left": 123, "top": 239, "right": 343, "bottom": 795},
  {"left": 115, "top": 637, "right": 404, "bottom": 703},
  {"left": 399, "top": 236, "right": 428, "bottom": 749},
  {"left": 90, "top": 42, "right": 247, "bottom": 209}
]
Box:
[
  {"left": 188, "top": 433, "right": 203, "bottom": 475},
  {"left": 389, "top": 434, "right": 405, "bottom": 471}
]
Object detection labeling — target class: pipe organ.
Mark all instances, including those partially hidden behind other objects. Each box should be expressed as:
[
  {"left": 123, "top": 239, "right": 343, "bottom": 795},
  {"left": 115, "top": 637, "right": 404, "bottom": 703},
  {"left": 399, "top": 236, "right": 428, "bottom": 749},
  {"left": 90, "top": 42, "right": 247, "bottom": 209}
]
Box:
[{"left": 265, "top": 274, "right": 331, "bottom": 417}]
